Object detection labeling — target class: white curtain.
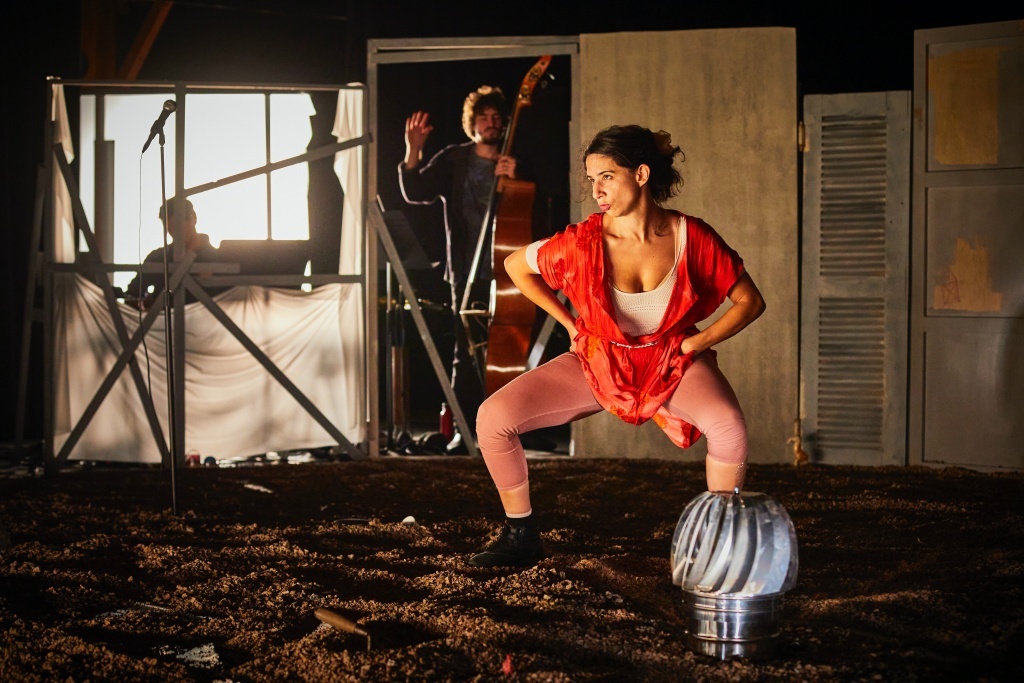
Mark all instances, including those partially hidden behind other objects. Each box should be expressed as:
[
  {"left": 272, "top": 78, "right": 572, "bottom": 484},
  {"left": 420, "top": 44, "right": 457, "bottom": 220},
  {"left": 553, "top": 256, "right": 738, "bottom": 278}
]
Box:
[
  {"left": 333, "top": 86, "right": 364, "bottom": 277},
  {"left": 51, "top": 83, "right": 76, "bottom": 263},
  {"left": 54, "top": 276, "right": 366, "bottom": 462}
]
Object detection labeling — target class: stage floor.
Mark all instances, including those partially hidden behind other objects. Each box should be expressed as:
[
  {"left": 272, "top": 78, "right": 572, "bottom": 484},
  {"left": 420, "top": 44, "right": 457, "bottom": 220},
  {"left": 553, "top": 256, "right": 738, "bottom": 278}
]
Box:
[{"left": 1, "top": 457, "right": 1021, "bottom": 681}]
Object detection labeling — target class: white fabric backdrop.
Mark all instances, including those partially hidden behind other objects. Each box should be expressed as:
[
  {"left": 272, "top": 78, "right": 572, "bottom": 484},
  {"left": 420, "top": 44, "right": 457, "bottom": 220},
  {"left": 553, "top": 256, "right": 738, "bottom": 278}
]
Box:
[
  {"left": 52, "top": 83, "right": 76, "bottom": 263},
  {"left": 54, "top": 276, "right": 366, "bottom": 462},
  {"left": 333, "top": 86, "right": 364, "bottom": 276}
]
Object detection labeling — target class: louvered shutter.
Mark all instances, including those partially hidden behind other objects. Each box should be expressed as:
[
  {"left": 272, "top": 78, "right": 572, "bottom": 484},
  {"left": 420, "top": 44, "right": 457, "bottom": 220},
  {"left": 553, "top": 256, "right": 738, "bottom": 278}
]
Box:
[{"left": 800, "top": 92, "right": 910, "bottom": 465}]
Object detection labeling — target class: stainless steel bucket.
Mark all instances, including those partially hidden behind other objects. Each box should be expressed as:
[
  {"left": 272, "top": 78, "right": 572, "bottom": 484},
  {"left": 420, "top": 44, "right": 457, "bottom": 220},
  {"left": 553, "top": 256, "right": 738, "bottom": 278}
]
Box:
[{"left": 682, "top": 590, "right": 785, "bottom": 661}]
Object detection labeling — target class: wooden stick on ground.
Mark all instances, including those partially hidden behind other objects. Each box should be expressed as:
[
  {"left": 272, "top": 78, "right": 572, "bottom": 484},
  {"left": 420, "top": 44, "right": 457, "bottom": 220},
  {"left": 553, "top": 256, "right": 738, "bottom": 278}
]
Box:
[{"left": 315, "top": 607, "right": 371, "bottom": 651}]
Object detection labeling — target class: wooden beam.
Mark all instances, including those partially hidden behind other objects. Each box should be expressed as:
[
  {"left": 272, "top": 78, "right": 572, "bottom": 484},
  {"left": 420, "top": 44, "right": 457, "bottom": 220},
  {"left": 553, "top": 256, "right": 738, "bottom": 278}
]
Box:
[
  {"left": 118, "top": 0, "right": 174, "bottom": 81},
  {"left": 80, "top": 0, "right": 119, "bottom": 79}
]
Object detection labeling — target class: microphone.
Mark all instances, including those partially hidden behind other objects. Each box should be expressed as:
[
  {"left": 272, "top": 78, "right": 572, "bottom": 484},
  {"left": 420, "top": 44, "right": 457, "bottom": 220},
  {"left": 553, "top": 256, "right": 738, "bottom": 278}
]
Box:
[{"left": 141, "top": 100, "right": 177, "bottom": 154}]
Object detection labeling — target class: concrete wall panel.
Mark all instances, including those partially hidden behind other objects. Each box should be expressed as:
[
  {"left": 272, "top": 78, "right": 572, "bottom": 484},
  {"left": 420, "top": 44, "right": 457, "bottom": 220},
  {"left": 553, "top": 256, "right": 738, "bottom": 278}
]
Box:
[{"left": 571, "top": 28, "right": 798, "bottom": 464}]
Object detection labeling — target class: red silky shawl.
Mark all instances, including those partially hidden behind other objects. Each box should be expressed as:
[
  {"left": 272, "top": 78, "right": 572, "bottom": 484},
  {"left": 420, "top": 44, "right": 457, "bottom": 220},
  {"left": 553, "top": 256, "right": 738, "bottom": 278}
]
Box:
[{"left": 536, "top": 211, "right": 745, "bottom": 448}]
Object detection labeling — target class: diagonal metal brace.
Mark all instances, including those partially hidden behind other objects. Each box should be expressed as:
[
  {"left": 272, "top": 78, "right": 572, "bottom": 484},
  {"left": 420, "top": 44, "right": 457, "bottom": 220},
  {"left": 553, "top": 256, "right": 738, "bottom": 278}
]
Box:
[
  {"left": 53, "top": 145, "right": 171, "bottom": 464},
  {"left": 368, "top": 203, "right": 480, "bottom": 459},
  {"left": 184, "top": 279, "right": 365, "bottom": 460},
  {"left": 53, "top": 257, "right": 195, "bottom": 463}
]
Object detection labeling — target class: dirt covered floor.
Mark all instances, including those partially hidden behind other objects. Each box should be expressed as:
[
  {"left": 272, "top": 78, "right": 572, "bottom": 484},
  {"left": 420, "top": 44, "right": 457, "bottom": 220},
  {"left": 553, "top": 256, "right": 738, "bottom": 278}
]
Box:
[{"left": 1, "top": 454, "right": 1022, "bottom": 682}]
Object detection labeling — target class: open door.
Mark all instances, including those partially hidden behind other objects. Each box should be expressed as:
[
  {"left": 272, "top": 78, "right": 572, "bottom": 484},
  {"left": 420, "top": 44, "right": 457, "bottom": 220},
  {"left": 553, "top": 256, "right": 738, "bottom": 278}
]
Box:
[{"left": 366, "top": 36, "right": 580, "bottom": 457}]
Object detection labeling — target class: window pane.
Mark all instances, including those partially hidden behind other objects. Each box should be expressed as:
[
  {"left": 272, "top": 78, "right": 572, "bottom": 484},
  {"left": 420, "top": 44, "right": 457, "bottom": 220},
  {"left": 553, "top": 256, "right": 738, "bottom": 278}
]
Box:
[
  {"left": 184, "top": 94, "right": 266, "bottom": 187},
  {"left": 194, "top": 176, "right": 269, "bottom": 244},
  {"left": 270, "top": 93, "right": 315, "bottom": 238},
  {"left": 270, "top": 164, "right": 310, "bottom": 240},
  {"left": 184, "top": 94, "right": 270, "bottom": 242},
  {"left": 270, "top": 94, "right": 315, "bottom": 162}
]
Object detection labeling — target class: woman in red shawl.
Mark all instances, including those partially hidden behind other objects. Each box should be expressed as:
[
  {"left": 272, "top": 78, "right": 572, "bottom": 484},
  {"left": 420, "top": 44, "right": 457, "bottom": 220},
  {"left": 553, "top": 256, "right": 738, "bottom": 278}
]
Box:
[{"left": 469, "top": 124, "right": 766, "bottom": 568}]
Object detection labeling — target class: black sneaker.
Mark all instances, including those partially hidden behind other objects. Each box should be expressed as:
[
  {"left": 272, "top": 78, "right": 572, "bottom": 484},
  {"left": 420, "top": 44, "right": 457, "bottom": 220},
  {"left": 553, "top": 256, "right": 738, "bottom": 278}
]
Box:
[{"left": 468, "top": 522, "right": 544, "bottom": 567}]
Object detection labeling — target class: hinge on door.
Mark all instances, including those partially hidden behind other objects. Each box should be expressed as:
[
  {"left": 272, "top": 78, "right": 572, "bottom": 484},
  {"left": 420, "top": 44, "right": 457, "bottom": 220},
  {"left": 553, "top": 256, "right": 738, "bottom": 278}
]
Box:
[{"left": 797, "top": 121, "right": 809, "bottom": 153}]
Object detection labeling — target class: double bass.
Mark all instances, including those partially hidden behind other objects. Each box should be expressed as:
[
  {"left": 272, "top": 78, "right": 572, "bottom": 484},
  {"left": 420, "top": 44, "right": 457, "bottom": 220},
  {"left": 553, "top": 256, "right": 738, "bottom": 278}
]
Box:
[{"left": 460, "top": 55, "right": 552, "bottom": 397}]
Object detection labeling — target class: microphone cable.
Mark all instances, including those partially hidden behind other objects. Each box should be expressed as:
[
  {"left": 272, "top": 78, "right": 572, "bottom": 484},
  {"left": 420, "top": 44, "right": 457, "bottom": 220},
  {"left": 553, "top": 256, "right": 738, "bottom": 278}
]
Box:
[{"left": 135, "top": 154, "right": 154, "bottom": 402}]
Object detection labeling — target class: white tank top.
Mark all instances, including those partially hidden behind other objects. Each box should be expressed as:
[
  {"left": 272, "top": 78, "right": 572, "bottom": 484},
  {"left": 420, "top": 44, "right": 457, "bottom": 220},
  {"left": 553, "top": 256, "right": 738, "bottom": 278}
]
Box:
[{"left": 526, "top": 216, "right": 685, "bottom": 337}]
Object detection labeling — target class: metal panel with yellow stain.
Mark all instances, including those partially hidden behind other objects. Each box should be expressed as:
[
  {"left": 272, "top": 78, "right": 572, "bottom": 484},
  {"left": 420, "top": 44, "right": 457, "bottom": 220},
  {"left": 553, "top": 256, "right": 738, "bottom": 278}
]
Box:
[
  {"left": 926, "top": 184, "right": 1023, "bottom": 316},
  {"left": 911, "top": 20, "right": 1024, "bottom": 471},
  {"left": 926, "top": 34, "right": 1024, "bottom": 170}
]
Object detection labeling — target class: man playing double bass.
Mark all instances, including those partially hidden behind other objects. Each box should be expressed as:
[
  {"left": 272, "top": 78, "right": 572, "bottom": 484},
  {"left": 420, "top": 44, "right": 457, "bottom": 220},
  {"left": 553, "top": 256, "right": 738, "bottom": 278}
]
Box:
[{"left": 399, "top": 85, "right": 534, "bottom": 454}]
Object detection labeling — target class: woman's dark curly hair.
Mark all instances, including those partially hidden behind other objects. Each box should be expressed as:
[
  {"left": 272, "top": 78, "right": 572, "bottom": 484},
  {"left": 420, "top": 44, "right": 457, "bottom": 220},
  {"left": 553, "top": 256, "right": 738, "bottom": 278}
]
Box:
[{"left": 584, "top": 124, "right": 684, "bottom": 203}]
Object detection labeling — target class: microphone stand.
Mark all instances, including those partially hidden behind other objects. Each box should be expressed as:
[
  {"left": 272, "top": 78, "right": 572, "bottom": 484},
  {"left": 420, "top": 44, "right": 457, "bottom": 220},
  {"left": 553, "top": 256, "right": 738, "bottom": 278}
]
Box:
[{"left": 152, "top": 126, "right": 179, "bottom": 516}]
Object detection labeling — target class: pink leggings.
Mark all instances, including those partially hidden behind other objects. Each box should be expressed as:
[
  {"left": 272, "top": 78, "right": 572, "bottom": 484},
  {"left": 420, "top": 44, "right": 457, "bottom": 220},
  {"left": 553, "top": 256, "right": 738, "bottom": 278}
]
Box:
[{"left": 477, "top": 352, "right": 748, "bottom": 490}]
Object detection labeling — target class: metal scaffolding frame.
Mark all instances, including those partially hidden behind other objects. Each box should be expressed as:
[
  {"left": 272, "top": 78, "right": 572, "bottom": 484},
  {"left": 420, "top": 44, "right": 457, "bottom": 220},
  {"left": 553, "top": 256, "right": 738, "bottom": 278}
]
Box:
[{"left": 16, "top": 78, "right": 372, "bottom": 473}]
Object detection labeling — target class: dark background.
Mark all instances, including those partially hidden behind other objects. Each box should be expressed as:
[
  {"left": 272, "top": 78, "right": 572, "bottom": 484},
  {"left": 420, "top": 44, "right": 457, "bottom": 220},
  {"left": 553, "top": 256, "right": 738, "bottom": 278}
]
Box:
[{"left": 2, "top": 1, "right": 1017, "bottom": 445}]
